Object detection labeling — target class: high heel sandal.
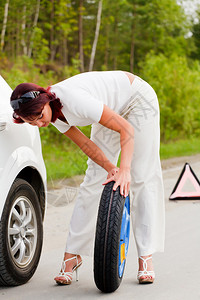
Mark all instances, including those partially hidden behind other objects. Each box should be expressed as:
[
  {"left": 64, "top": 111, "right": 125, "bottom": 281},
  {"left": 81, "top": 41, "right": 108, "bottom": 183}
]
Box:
[
  {"left": 137, "top": 256, "right": 155, "bottom": 284},
  {"left": 54, "top": 255, "right": 82, "bottom": 285}
]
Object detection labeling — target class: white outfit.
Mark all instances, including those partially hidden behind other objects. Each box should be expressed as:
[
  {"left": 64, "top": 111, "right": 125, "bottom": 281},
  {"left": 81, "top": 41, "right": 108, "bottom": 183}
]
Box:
[{"left": 50, "top": 71, "right": 165, "bottom": 257}]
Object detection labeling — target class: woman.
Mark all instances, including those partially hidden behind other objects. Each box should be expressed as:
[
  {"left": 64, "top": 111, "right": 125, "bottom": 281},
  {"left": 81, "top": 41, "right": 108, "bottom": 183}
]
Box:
[{"left": 10, "top": 71, "right": 165, "bottom": 285}]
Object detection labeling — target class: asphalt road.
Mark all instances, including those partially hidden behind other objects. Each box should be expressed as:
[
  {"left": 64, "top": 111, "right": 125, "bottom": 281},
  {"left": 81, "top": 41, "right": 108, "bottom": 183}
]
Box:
[{"left": 1, "top": 155, "right": 200, "bottom": 300}]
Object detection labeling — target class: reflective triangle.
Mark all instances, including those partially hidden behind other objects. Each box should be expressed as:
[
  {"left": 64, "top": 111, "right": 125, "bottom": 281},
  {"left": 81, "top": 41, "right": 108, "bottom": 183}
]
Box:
[{"left": 169, "top": 163, "right": 200, "bottom": 200}]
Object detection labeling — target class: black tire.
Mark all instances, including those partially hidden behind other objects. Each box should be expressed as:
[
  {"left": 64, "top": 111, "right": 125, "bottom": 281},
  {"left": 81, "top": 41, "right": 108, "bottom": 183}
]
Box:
[
  {"left": 0, "top": 178, "right": 43, "bottom": 286},
  {"left": 94, "top": 181, "right": 129, "bottom": 293}
]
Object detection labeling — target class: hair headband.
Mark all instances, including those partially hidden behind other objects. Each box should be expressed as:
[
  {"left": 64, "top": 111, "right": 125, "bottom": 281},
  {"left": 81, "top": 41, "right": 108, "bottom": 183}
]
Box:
[{"left": 10, "top": 91, "right": 41, "bottom": 110}]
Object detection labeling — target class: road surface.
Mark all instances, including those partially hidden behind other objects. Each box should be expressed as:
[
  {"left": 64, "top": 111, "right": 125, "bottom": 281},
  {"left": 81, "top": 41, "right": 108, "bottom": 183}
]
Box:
[{"left": 1, "top": 155, "right": 200, "bottom": 300}]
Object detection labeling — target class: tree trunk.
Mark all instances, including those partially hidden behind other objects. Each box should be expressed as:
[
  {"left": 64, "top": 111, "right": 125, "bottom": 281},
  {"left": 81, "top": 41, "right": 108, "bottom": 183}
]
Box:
[
  {"left": 130, "top": 23, "right": 135, "bottom": 73},
  {"left": 50, "top": 0, "right": 55, "bottom": 61},
  {"left": 27, "top": 0, "right": 40, "bottom": 57},
  {"left": 16, "top": 19, "right": 20, "bottom": 56},
  {"left": 79, "top": 0, "right": 84, "bottom": 72},
  {"left": 21, "top": 5, "right": 27, "bottom": 55},
  {"left": 113, "top": 14, "right": 118, "bottom": 70},
  {"left": 104, "top": 23, "right": 109, "bottom": 70},
  {"left": 63, "top": 38, "right": 68, "bottom": 66},
  {"left": 130, "top": 5, "right": 136, "bottom": 73},
  {"left": 1, "top": 0, "right": 9, "bottom": 52},
  {"left": 88, "top": 0, "right": 103, "bottom": 71}
]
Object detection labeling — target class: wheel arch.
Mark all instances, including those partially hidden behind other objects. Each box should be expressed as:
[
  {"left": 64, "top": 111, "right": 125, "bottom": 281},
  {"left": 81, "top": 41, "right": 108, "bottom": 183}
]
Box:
[{"left": 16, "top": 167, "right": 46, "bottom": 220}]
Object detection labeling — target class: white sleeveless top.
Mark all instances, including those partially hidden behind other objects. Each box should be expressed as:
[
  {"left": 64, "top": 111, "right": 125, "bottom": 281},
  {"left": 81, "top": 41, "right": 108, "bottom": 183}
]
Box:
[{"left": 50, "top": 70, "right": 132, "bottom": 133}]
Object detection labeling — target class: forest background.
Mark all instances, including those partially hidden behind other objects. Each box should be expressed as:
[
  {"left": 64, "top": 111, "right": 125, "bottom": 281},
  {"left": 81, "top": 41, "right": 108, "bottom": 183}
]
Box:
[{"left": 1, "top": 0, "right": 200, "bottom": 180}]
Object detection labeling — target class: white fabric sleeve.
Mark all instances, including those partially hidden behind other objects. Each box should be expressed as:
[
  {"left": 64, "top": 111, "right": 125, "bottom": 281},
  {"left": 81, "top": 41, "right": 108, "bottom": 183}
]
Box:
[
  {"left": 66, "top": 89, "right": 104, "bottom": 125},
  {"left": 51, "top": 118, "right": 71, "bottom": 133},
  {"left": 51, "top": 85, "right": 104, "bottom": 127}
]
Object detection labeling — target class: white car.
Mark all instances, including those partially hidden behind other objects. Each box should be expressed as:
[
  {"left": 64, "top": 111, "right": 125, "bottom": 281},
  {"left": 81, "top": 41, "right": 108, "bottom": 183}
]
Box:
[{"left": 0, "top": 76, "right": 47, "bottom": 286}]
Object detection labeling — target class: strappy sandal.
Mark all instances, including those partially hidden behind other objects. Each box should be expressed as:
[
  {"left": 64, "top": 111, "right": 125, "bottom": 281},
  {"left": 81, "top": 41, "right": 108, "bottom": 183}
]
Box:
[
  {"left": 137, "top": 256, "right": 155, "bottom": 284},
  {"left": 54, "top": 255, "right": 82, "bottom": 285}
]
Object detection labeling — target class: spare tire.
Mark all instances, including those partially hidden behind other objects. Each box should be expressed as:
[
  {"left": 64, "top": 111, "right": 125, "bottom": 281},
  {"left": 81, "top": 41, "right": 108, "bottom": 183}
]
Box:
[{"left": 94, "top": 181, "right": 130, "bottom": 293}]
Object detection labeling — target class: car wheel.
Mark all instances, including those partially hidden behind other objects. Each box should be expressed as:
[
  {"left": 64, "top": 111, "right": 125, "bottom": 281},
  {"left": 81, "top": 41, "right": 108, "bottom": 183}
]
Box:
[
  {"left": 0, "top": 178, "right": 43, "bottom": 286},
  {"left": 94, "top": 181, "right": 130, "bottom": 293}
]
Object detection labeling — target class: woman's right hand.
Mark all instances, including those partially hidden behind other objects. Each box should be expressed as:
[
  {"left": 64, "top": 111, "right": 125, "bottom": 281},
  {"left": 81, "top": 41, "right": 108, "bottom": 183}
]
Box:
[{"left": 103, "top": 167, "right": 131, "bottom": 197}]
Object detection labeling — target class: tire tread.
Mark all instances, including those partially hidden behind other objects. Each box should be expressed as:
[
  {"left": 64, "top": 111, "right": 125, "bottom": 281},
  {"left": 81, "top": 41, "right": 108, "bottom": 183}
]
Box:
[{"left": 94, "top": 181, "right": 126, "bottom": 293}]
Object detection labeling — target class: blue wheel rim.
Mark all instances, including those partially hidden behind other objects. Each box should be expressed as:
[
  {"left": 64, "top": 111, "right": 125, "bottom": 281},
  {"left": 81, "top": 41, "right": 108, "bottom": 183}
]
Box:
[{"left": 118, "top": 195, "right": 130, "bottom": 278}]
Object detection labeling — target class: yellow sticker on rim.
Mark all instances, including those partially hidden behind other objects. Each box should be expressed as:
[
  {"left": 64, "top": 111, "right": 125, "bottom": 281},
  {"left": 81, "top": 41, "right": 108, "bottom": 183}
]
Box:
[{"left": 120, "top": 243, "right": 126, "bottom": 264}]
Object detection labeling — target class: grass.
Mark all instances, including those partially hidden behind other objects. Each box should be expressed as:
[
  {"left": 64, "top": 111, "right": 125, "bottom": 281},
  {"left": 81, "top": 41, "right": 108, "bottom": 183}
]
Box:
[
  {"left": 42, "top": 142, "right": 87, "bottom": 182},
  {"left": 41, "top": 136, "right": 200, "bottom": 182},
  {"left": 160, "top": 137, "right": 200, "bottom": 159}
]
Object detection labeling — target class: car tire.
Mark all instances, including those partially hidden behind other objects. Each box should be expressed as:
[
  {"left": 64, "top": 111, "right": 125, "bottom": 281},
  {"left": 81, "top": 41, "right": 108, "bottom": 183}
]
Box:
[
  {"left": 94, "top": 181, "right": 130, "bottom": 293},
  {"left": 0, "top": 178, "right": 43, "bottom": 286}
]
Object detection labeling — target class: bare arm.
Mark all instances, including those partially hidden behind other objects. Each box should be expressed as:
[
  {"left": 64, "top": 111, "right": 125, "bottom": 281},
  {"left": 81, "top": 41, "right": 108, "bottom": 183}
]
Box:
[
  {"left": 64, "top": 104, "right": 134, "bottom": 196},
  {"left": 99, "top": 104, "right": 134, "bottom": 196},
  {"left": 64, "top": 126, "right": 115, "bottom": 172}
]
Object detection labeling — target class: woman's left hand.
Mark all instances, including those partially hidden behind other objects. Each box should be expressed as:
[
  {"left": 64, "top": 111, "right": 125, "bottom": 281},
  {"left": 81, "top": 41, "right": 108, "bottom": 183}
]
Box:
[
  {"left": 103, "top": 168, "right": 131, "bottom": 197},
  {"left": 106, "top": 166, "right": 119, "bottom": 179}
]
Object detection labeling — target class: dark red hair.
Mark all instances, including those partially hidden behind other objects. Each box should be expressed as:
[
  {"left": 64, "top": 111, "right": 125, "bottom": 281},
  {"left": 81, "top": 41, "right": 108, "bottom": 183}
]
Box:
[{"left": 10, "top": 83, "right": 62, "bottom": 123}]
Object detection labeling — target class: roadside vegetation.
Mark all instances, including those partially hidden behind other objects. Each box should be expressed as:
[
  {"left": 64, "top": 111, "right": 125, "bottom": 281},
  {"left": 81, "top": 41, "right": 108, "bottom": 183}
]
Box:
[
  {"left": 42, "top": 129, "right": 200, "bottom": 181},
  {"left": 1, "top": 0, "right": 200, "bottom": 181}
]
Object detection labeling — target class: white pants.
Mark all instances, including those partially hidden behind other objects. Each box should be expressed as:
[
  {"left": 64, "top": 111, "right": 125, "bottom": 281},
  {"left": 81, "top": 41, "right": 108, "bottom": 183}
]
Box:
[{"left": 65, "top": 76, "right": 165, "bottom": 257}]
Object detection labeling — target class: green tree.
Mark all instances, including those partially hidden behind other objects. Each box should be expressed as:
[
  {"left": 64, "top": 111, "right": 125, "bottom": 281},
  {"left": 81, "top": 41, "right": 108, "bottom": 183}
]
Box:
[
  {"left": 140, "top": 53, "right": 200, "bottom": 141},
  {"left": 190, "top": 9, "right": 200, "bottom": 61},
  {"left": 128, "top": 0, "right": 189, "bottom": 71}
]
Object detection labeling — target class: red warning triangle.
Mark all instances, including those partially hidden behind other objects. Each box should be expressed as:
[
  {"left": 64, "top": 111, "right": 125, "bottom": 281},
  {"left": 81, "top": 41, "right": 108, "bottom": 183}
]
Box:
[{"left": 169, "top": 163, "right": 200, "bottom": 200}]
